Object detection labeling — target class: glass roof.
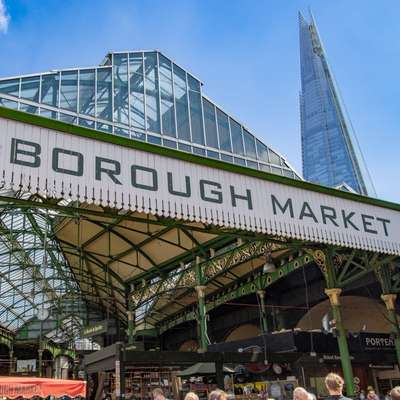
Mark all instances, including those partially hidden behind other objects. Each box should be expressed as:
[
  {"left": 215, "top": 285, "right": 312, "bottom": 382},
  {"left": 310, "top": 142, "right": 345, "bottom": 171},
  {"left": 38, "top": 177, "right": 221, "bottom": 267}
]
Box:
[
  {"left": 0, "top": 50, "right": 301, "bottom": 179},
  {"left": 0, "top": 193, "right": 79, "bottom": 332}
]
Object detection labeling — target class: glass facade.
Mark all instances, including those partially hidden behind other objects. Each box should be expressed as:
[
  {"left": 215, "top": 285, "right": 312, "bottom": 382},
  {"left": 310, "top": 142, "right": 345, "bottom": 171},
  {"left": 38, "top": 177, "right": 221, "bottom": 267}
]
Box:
[
  {"left": 0, "top": 51, "right": 300, "bottom": 179},
  {"left": 299, "top": 13, "right": 375, "bottom": 196}
]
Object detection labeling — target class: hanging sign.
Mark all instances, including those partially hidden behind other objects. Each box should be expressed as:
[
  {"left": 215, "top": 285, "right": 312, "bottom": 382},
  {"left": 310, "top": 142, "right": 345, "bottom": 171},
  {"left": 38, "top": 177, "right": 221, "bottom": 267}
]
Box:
[
  {"left": 361, "top": 334, "right": 395, "bottom": 351},
  {"left": 0, "top": 116, "right": 399, "bottom": 255},
  {"left": 81, "top": 320, "right": 108, "bottom": 338}
]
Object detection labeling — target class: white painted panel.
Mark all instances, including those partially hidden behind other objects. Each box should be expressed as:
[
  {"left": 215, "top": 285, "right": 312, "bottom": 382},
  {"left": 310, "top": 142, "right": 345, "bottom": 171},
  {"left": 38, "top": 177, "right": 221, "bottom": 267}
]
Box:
[{"left": 0, "top": 116, "right": 399, "bottom": 255}]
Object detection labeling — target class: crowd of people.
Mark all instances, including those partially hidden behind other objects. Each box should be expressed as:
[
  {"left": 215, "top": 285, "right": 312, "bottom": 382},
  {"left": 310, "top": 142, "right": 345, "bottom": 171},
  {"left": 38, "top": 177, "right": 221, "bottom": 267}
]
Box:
[
  {"left": 293, "top": 373, "right": 399, "bottom": 400},
  {"left": 149, "top": 373, "right": 400, "bottom": 400}
]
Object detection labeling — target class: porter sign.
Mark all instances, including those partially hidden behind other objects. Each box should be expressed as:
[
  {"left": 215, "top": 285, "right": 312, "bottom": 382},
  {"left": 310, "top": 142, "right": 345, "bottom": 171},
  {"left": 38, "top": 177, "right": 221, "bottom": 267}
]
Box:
[{"left": 1, "top": 116, "right": 399, "bottom": 255}]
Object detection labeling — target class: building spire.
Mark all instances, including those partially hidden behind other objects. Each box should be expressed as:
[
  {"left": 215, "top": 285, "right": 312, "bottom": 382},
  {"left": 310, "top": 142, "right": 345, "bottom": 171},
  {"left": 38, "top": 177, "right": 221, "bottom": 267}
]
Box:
[{"left": 299, "top": 12, "right": 376, "bottom": 196}]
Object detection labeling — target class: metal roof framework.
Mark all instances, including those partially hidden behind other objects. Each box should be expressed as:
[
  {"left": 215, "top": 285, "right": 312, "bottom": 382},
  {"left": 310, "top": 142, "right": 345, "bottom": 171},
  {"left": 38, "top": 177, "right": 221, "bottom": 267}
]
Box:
[{"left": 1, "top": 188, "right": 398, "bottom": 347}]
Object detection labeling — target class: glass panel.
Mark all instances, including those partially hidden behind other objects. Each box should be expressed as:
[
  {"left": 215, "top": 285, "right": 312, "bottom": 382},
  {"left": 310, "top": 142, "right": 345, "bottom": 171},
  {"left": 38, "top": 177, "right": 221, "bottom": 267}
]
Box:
[
  {"left": 113, "top": 54, "right": 129, "bottom": 125},
  {"left": 230, "top": 119, "right": 244, "bottom": 156},
  {"left": 20, "top": 76, "right": 40, "bottom": 102},
  {"left": 148, "top": 135, "right": 161, "bottom": 145},
  {"left": 271, "top": 165, "right": 283, "bottom": 175},
  {"left": 203, "top": 98, "right": 218, "bottom": 149},
  {"left": 41, "top": 74, "right": 59, "bottom": 107},
  {"left": 59, "top": 113, "right": 76, "bottom": 124},
  {"left": 173, "top": 65, "right": 190, "bottom": 141},
  {"left": 234, "top": 157, "right": 246, "bottom": 166},
  {"left": 188, "top": 75, "right": 204, "bottom": 145},
  {"left": 40, "top": 108, "right": 57, "bottom": 119},
  {"left": 193, "top": 147, "right": 205, "bottom": 156},
  {"left": 0, "top": 79, "right": 19, "bottom": 97},
  {"left": 247, "top": 160, "right": 258, "bottom": 169},
  {"left": 129, "top": 52, "right": 145, "bottom": 129},
  {"left": 60, "top": 71, "right": 78, "bottom": 112},
  {"left": 96, "top": 68, "right": 112, "bottom": 121},
  {"left": 79, "top": 69, "right": 96, "bottom": 117},
  {"left": 0, "top": 98, "right": 18, "bottom": 110},
  {"left": 256, "top": 140, "right": 269, "bottom": 163},
  {"left": 19, "top": 103, "right": 38, "bottom": 114},
  {"left": 115, "top": 127, "right": 129, "bottom": 137},
  {"left": 144, "top": 52, "right": 160, "bottom": 133},
  {"left": 260, "top": 164, "right": 271, "bottom": 173},
  {"left": 78, "top": 118, "right": 95, "bottom": 128},
  {"left": 131, "top": 130, "right": 146, "bottom": 141},
  {"left": 97, "top": 122, "right": 112, "bottom": 133},
  {"left": 207, "top": 150, "right": 219, "bottom": 159},
  {"left": 269, "top": 149, "right": 282, "bottom": 166},
  {"left": 163, "top": 139, "right": 177, "bottom": 149},
  {"left": 178, "top": 143, "right": 191, "bottom": 152},
  {"left": 221, "top": 154, "right": 233, "bottom": 163},
  {"left": 243, "top": 129, "right": 257, "bottom": 159},
  {"left": 283, "top": 169, "right": 295, "bottom": 178},
  {"left": 159, "top": 55, "right": 175, "bottom": 137},
  {"left": 217, "top": 109, "right": 231, "bottom": 152}
]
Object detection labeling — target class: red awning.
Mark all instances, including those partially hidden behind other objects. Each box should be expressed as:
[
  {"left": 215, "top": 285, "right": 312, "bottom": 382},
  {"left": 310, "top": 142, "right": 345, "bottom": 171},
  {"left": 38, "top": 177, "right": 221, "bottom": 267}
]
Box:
[{"left": 0, "top": 377, "right": 86, "bottom": 398}]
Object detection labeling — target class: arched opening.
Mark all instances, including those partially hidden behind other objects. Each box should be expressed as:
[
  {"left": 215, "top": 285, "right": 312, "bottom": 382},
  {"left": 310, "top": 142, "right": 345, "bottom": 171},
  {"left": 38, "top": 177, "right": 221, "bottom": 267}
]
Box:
[
  {"left": 42, "top": 349, "right": 54, "bottom": 378},
  {"left": 296, "top": 295, "right": 394, "bottom": 333},
  {"left": 54, "top": 354, "right": 74, "bottom": 379},
  {"left": 224, "top": 324, "right": 261, "bottom": 342}
]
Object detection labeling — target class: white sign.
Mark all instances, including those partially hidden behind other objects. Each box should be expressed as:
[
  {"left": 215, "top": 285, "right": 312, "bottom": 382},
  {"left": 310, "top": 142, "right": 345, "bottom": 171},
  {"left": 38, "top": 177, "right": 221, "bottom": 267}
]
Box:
[
  {"left": 1, "top": 117, "right": 399, "bottom": 255},
  {"left": 16, "top": 359, "right": 36, "bottom": 373}
]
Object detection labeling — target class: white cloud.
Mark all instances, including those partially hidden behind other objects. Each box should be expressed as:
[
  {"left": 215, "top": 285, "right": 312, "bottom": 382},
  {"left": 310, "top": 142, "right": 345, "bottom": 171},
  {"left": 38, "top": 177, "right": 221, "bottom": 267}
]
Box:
[{"left": 0, "top": 0, "right": 10, "bottom": 34}]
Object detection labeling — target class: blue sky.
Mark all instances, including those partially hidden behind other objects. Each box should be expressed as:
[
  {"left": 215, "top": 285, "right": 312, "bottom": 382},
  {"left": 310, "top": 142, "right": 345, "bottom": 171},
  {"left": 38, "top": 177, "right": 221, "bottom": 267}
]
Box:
[{"left": 0, "top": 0, "right": 398, "bottom": 202}]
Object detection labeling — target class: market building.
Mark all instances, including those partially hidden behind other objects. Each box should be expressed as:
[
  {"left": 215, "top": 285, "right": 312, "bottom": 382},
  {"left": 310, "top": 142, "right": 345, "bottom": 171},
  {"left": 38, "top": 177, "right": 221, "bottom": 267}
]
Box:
[{"left": 0, "top": 49, "right": 399, "bottom": 400}]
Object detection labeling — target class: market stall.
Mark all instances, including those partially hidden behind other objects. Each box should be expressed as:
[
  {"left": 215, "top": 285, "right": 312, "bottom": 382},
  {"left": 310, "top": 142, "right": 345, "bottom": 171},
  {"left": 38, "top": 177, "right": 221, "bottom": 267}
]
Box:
[
  {"left": 0, "top": 376, "right": 86, "bottom": 398},
  {"left": 178, "top": 363, "right": 235, "bottom": 400}
]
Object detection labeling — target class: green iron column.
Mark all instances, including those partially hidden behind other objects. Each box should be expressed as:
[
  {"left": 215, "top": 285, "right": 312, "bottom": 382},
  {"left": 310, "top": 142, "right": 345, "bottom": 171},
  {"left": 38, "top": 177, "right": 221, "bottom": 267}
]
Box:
[
  {"left": 381, "top": 293, "right": 400, "bottom": 369},
  {"left": 195, "top": 285, "right": 208, "bottom": 352},
  {"left": 318, "top": 248, "right": 354, "bottom": 396},
  {"left": 325, "top": 288, "right": 354, "bottom": 396},
  {"left": 195, "top": 257, "right": 208, "bottom": 352},
  {"left": 257, "top": 290, "right": 268, "bottom": 334}
]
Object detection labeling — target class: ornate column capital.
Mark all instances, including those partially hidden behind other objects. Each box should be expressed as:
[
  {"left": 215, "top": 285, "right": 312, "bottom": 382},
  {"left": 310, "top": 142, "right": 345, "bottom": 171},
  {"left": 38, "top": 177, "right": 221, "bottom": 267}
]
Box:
[
  {"left": 381, "top": 293, "right": 397, "bottom": 311},
  {"left": 127, "top": 311, "right": 134, "bottom": 321},
  {"left": 195, "top": 285, "right": 207, "bottom": 298},
  {"left": 325, "top": 288, "right": 342, "bottom": 306},
  {"left": 256, "top": 290, "right": 265, "bottom": 299}
]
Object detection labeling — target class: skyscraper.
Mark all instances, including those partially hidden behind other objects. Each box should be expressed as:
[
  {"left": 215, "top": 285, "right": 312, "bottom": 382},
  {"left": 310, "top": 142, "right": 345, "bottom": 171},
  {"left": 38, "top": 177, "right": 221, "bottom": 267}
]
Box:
[{"left": 299, "top": 12, "right": 376, "bottom": 196}]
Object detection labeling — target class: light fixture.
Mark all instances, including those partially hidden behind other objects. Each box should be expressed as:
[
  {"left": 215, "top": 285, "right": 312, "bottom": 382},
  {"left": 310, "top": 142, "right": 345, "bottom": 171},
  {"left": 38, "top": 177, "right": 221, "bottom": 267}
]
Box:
[{"left": 263, "top": 251, "right": 276, "bottom": 273}]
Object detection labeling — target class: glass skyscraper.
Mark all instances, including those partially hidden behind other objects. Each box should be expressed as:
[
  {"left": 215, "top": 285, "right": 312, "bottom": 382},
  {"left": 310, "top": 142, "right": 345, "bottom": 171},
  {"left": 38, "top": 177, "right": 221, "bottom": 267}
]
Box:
[
  {"left": 299, "top": 13, "right": 375, "bottom": 196},
  {"left": 0, "top": 51, "right": 300, "bottom": 180}
]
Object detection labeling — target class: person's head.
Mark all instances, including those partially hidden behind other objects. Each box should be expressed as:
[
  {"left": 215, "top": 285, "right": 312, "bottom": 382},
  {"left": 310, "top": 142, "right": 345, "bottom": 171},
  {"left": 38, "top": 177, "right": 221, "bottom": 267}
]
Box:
[
  {"left": 152, "top": 388, "right": 165, "bottom": 400},
  {"left": 391, "top": 387, "right": 400, "bottom": 400},
  {"left": 325, "top": 373, "right": 344, "bottom": 395},
  {"left": 368, "top": 390, "right": 376, "bottom": 397},
  {"left": 185, "top": 392, "right": 199, "bottom": 400},
  {"left": 209, "top": 390, "right": 228, "bottom": 400},
  {"left": 293, "top": 387, "right": 309, "bottom": 400}
]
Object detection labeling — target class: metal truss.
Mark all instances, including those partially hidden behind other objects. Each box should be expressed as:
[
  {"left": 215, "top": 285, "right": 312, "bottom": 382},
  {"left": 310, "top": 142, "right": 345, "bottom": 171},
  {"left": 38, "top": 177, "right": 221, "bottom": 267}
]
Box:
[
  {"left": 158, "top": 248, "right": 313, "bottom": 333},
  {"left": 309, "top": 247, "right": 398, "bottom": 288}
]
